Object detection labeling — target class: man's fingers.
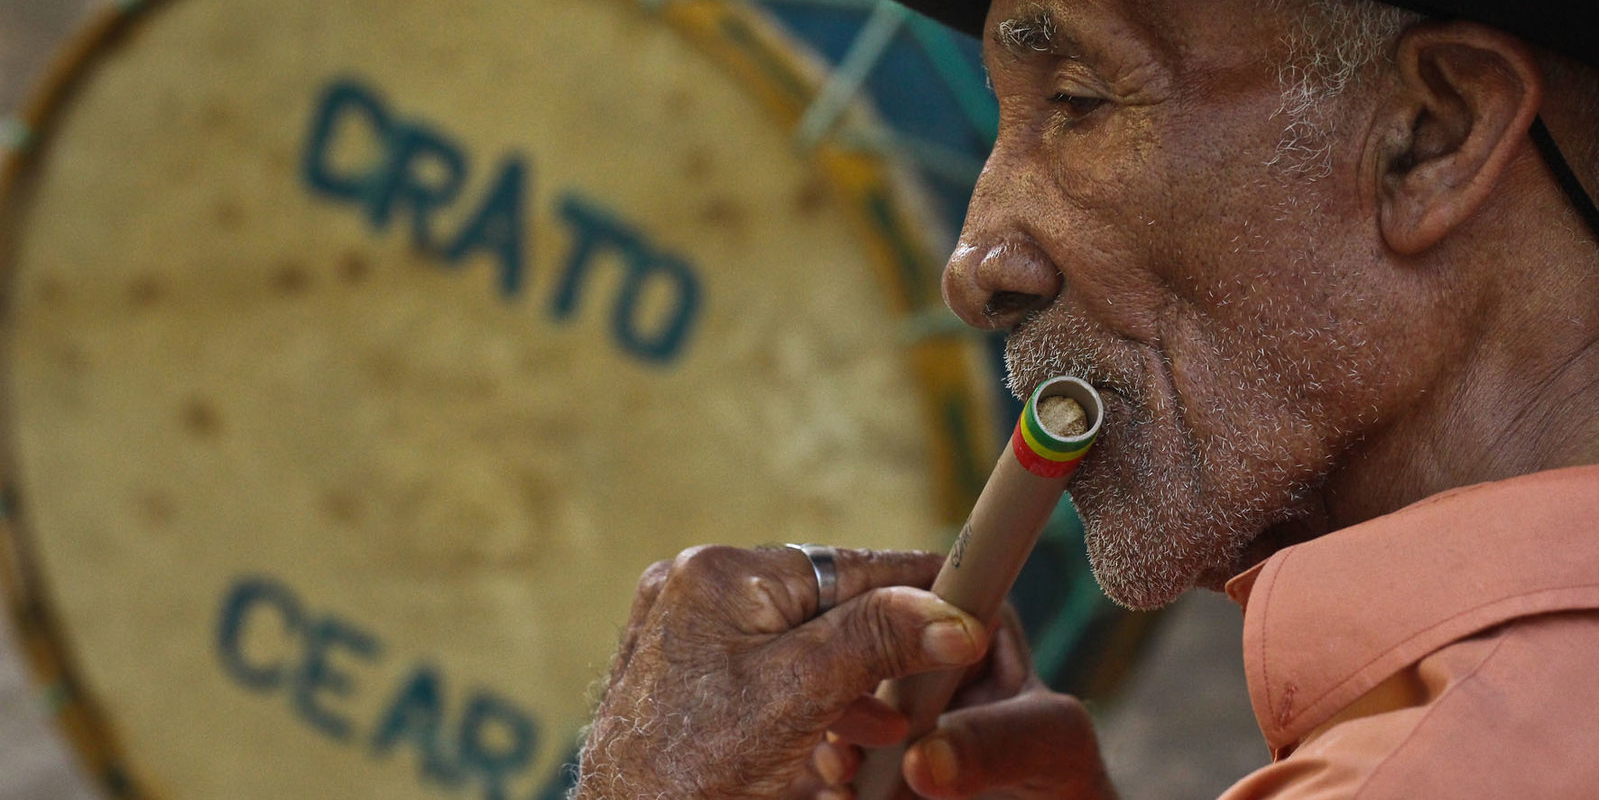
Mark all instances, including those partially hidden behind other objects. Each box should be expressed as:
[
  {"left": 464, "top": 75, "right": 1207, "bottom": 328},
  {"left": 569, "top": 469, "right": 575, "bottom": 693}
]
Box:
[
  {"left": 783, "top": 769, "right": 832, "bottom": 800},
  {"left": 661, "top": 546, "right": 946, "bottom": 634},
  {"left": 813, "top": 734, "right": 863, "bottom": 786},
  {"left": 770, "top": 586, "right": 988, "bottom": 715},
  {"left": 778, "top": 547, "right": 947, "bottom": 621},
  {"left": 830, "top": 694, "right": 909, "bottom": 748},
  {"left": 949, "top": 607, "right": 1035, "bottom": 709},
  {"left": 902, "top": 691, "right": 1113, "bottom": 800}
]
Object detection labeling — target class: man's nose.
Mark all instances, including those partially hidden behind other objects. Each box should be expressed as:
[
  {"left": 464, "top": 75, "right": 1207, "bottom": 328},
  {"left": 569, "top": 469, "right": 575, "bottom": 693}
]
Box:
[{"left": 941, "top": 237, "right": 1064, "bottom": 330}]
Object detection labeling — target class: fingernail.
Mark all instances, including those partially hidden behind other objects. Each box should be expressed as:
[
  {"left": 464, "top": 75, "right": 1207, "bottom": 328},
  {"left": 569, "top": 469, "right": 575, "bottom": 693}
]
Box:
[
  {"left": 923, "top": 618, "right": 979, "bottom": 666},
  {"left": 921, "top": 735, "right": 959, "bottom": 787}
]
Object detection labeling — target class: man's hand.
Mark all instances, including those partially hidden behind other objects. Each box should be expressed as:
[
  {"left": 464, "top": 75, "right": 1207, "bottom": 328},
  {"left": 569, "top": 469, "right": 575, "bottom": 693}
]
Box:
[
  {"left": 571, "top": 546, "right": 992, "bottom": 800},
  {"left": 802, "top": 609, "right": 1118, "bottom": 800}
]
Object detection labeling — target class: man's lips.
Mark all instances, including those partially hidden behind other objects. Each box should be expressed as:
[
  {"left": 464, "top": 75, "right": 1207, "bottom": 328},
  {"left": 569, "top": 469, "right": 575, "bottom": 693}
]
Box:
[{"left": 1018, "top": 372, "right": 1128, "bottom": 405}]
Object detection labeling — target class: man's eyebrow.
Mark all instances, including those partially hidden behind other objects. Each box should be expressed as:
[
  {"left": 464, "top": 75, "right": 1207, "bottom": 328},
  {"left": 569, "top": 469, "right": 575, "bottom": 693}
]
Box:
[{"left": 992, "top": 5, "right": 1081, "bottom": 59}]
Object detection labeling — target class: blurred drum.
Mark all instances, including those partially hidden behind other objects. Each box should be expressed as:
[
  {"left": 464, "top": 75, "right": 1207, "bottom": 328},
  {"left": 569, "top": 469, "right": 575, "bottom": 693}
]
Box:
[{"left": 0, "top": 0, "right": 1003, "bottom": 797}]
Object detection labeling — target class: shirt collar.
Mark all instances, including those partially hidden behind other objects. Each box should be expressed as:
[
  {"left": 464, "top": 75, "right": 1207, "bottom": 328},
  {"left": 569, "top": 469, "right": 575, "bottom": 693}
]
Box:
[{"left": 1226, "top": 464, "right": 1599, "bottom": 757}]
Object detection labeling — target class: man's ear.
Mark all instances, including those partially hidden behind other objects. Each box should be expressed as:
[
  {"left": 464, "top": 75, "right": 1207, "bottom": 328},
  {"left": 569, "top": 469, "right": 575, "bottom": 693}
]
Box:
[{"left": 1373, "top": 21, "right": 1543, "bottom": 255}]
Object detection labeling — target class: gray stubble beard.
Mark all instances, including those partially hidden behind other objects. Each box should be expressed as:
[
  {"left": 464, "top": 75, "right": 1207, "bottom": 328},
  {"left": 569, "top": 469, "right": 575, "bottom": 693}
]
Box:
[
  {"left": 997, "top": 2, "right": 1409, "bottom": 609},
  {"left": 1004, "top": 317, "right": 1294, "bottom": 610}
]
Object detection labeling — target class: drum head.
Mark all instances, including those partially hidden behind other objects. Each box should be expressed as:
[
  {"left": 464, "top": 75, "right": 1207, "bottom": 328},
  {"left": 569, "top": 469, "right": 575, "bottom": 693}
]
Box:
[{"left": 0, "top": 0, "right": 1000, "bottom": 797}]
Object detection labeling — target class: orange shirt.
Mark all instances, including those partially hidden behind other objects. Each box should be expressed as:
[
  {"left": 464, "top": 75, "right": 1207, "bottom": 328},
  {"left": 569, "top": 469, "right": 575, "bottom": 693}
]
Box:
[{"left": 1218, "top": 465, "right": 1599, "bottom": 799}]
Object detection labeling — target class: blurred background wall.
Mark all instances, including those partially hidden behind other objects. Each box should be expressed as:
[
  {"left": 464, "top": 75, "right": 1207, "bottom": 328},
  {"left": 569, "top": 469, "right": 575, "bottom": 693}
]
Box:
[{"left": 0, "top": 1, "right": 1265, "bottom": 798}]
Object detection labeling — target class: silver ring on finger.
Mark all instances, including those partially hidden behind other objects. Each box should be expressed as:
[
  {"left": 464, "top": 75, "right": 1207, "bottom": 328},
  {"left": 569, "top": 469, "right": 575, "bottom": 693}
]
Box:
[{"left": 785, "top": 543, "right": 839, "bottom": 617}]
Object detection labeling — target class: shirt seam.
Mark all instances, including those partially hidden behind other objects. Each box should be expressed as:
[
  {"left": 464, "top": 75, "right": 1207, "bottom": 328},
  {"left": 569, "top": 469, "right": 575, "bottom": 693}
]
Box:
[
  {"left": 1259, "top": 547, "right": 1289, "bottom": 730},
  {"left": 1347, "top": 631, "right": 1511, "bottom": 800},
  {"left": 1283, "top": 583, "right": 1599, "bottom": 732}
]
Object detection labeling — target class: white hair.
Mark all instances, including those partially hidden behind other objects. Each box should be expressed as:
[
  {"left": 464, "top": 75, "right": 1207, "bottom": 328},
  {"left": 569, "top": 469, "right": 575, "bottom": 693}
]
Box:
[
  {"left": 1273, "top": 0, "right": 1598, "bottom": 190},
  {"left": 1269, "top": 0, "right": 1423, "bottom": 176}
]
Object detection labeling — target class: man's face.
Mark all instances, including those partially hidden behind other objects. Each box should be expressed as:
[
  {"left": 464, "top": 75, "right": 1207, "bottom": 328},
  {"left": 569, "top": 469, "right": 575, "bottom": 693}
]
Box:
[{"left": 945, "top": 0, "right": 1433, "bottom": 608}]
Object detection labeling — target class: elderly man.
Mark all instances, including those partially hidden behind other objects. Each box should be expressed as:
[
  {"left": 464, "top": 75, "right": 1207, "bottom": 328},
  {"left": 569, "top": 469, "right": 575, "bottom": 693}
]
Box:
[{"left": 571, "top": 0, "right": 1599, "bottom": 797}]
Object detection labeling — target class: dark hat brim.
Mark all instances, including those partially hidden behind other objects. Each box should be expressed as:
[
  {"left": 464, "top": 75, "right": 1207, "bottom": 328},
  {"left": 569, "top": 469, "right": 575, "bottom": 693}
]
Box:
[
  {"left": 898, "top": 0, "right": 1599, "bottom": 72},
  {"left": 1383, "top": 1, "right": 1599, "bottom": 70},
  {"left": 900, "top": 0, "right": 986, "bottom": 38}
]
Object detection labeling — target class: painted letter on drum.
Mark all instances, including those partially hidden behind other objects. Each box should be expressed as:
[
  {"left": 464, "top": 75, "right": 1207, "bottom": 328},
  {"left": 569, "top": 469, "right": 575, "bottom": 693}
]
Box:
[
  {"left": 215, "top": 575, "right": 573, "bottom": 800},
  {"left": 301, "top": 76, "right": 703, "bottom": 364}
]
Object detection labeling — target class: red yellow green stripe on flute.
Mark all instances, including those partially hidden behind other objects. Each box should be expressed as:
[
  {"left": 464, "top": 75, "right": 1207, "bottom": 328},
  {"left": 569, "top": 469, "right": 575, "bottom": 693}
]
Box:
[{"left": 1010, "top": 376, "right": 1103, "bottom": 479}]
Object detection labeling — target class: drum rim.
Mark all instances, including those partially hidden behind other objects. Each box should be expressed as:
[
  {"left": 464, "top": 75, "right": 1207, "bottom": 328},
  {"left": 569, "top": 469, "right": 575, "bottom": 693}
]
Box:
[
  {"left": 1, "top": 6, "right": 161, "bottom": 793},
  {"left": 0, "top": 1, "right": 1000, "bottom": 797}
]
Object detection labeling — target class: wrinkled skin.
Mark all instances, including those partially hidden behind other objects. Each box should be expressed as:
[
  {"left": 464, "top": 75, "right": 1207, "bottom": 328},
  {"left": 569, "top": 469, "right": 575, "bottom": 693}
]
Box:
[
  {"left": 794, "top": 604, "right": 1113, "bottom": 800},
  {"left": 574, "top": 547, "right": 1114, "bottom": 800},
  {"left": 572, "top": 0, "right": 1599, "bottom": 795},
  {"left": 945, "top": 0, "right": 1433, "bottom": 609},
  {"left": 942, "top": 0, "right": 1599, "bottom": 609}
]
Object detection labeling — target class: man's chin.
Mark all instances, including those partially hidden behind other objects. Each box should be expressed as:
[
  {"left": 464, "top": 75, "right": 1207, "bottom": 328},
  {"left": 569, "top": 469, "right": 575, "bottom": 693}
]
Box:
[
  {"left": 1074, "top": 503, "right": 1202, "bottom": 610},
  {"left": 1089, "top": 564, "right": 1196, "bottom": 611},
  {"left": 1070, "top": 469, "right": 1256, "bottom": 611},
  {"left": 1075, "top": 491, "right": 1321, "bottom": 608}
]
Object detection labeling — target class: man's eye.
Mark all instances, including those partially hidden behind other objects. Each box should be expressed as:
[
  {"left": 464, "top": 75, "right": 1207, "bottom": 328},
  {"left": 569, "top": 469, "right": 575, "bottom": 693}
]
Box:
[{"left": 1049, "top": 93, "right": 1105, "bottom": 118}]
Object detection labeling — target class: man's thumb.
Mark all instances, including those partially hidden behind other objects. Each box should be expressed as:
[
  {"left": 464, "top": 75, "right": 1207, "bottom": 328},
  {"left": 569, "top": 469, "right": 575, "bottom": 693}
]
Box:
[{"left": 770, "top": 586, "right": 987, "bottom": 717}]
